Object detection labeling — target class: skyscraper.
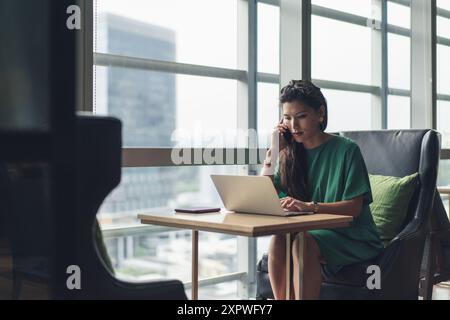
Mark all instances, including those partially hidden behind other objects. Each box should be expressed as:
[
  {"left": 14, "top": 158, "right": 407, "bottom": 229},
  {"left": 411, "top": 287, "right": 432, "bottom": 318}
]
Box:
[{"left": 96, "top": 14, "right": 181, "bottom": 221}]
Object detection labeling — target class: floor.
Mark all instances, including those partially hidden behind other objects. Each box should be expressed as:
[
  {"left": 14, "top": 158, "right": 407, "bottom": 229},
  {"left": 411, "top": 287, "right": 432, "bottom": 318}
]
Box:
[{"left": 432, "top": 282, "right": 450, "bottom": 300}]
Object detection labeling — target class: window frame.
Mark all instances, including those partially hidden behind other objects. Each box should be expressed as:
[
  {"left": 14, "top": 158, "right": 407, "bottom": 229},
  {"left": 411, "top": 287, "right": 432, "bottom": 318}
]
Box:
[{"left": 436, "top": 1, "right": 450, "bottom": 156}]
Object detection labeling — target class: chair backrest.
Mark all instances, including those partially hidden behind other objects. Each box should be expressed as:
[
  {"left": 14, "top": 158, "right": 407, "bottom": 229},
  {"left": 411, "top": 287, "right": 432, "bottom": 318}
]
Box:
[
  {"left": 0, "top": 160, "right": 54, "bottom": 299},
  {"left": 74, "top": 114, "right": 121, "bottom": 297},
  {"left": 338, "top": 130, "right": 441, "bottom": 299},
  {"left": 1, "top": 115, "right": 186, "bottom": 299},
  {"left": 0, "top": 115, "right": 120, "bottom": 299},
  {"left": 339, "top": 130, "right": 440, "bottom": 236},
  {"left": 75, "top": 114, "right": 186, "bottom": 299}
]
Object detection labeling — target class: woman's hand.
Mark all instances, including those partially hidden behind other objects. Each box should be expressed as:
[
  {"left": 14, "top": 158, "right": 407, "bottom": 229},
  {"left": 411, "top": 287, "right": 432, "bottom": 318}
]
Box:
[
  {"left": 271, "top": 121, "right": 289, "bottom": 152},
  {"left": 280, "top": 196, "right": 313, "bottom": 212}
]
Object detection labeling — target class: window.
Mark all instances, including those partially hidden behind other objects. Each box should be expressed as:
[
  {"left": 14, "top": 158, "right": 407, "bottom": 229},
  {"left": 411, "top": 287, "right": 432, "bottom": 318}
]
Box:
[
  {"left": 257, "top": 2, "right": 280, "bottom": 149},
  {"left": 99, "top": 166, "right": 243, "bottom": 299},
  {"left": 437, "top": 1, "right": 450, "bottom": 206},
  {"left": 387, "top": 1, "right": 410, "bottom": 29},
  {"left": 310, "top": 2, "right": 377, "bottom": 132},
  {"left": 437, "top": 45, "right": 450, "bottom": 95},
  {"left": 88, "top": 0, "right": 447, "bottom": 300},
  {"left": 99, "top": 166, "right": 242, "bottom": 223},
  {"left": 95, "top": 67, "right": 238, "bottom": 147},
  {"left": 388, "top": 34, "right": 410, "bottom": 90},
  {"left": 437, "top": 101, "right": 450, "bottom": 149},
  {"left": 95, "top": 0, "right": 238, "bottom": 69},
  {"left": 257, "top": 82, "right": 279, "bottom": 148},
  {"left": 312, "top": 0, "right": 372, "bottom": 18},
  {"left": 437, "top": 0, "right": 450, "bottom": 11},
  {"left": 322, "top": 89, "right": 372, "bottom": 132},
  {"left": 388, "top": 95, "right": 411, "bottom": 129},
  {"left": 93, "top": 0, "right": 279, "bottom": 299},
  {"left": 387, "top": 0, "right": 411, "bottom": 130},
  {"left": 255, "top": 2, "right": 280, "bottom": 265},
  {"left": 438, "top": 160, "right": 450, "bottom": 214},
  {"left": 193, "top": 281, "right": 240, "bottom": 300},
  {"left": 312, "top": 16, "right": 372, "bottom": 86},
  {"left": 437, "top": 15, "right": 450, "bottom": 39},
  {"left": 258, "top": 2, "right": 279, "bottom": 74}
]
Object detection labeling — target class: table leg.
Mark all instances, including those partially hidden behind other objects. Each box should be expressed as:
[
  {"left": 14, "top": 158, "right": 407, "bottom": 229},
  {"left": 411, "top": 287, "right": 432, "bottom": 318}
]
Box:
[
  {"left": 285, "top": 233, "right": 291, "bottom": 300},
  {"left": 285, "top": 232, "right": 306, "bottom": 300},
  {"left": 297, "top": 232, "right": 305, "bottom": 300},
  {"left": 192, "top": 230, "right": 198, "bottom": 300}
]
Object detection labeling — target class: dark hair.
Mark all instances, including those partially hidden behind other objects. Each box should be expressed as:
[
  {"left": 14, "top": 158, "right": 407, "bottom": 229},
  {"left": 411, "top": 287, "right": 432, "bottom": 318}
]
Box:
[{"left": 278, "top": 80, "right": 328, "bottom": 201}]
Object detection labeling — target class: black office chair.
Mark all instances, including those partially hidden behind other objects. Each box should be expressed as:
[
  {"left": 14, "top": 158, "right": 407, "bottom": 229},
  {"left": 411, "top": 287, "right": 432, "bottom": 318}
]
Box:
[
  {"left": 73, "top": 114, "right": 187, "bottom": 299},
  {"left": 256, "top": 130, "right": 440, "bottom": 300},
  {"left": 0, "top": 115, "right": 187, "bottom": 299},
  {"left": 0, "top": 162, "right": 52, "bottom": 299}
]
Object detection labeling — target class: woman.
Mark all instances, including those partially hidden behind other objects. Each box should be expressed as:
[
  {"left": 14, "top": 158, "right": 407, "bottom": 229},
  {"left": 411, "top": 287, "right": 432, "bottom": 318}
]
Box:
[{"left": 261, "top": 80, "right": 383, "bottom": 300}]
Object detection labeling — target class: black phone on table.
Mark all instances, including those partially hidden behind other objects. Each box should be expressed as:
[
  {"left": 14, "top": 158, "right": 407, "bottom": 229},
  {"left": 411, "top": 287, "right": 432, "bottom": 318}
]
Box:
[{"left": 174, "top": 207, "right": 221, "bottom": 214}]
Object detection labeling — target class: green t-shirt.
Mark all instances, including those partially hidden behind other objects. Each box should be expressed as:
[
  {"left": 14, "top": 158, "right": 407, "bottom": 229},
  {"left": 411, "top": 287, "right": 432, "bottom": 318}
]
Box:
[{"left": 274, "top": 135, "right": 383, "bottom": 269}]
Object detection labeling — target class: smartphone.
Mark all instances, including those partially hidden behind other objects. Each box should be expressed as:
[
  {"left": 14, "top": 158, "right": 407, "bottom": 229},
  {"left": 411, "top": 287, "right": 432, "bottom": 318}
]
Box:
[
  {"left": 283, "top": 129, "right": 292, "bottom": 142},
  {"left": 280, "top": 118, "right": 292, "bottom": 142},
  {"left": 174, "top": 207, "right": 221, "bottom": 214}
]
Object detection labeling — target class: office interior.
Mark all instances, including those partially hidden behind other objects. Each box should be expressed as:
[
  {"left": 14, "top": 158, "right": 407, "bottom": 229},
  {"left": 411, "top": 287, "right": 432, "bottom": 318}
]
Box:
[{"left": 1, "top": 0, "right": 450, "bottom": 300}]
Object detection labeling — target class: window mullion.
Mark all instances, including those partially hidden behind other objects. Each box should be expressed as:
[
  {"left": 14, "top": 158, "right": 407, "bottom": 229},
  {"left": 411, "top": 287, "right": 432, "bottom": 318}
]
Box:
[{"left": 411, "top": 0, "right": 436, "bottom": 129}]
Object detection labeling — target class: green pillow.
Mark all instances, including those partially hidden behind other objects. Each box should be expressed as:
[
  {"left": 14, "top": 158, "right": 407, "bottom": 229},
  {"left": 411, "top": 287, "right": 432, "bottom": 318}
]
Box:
[{"left": 369, "top": 172, "right": 419, "bottom": 245}]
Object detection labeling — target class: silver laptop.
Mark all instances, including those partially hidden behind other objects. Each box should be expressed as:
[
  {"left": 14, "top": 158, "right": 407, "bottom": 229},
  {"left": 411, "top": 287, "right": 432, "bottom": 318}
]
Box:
[{"left": 210, "top": 175, "right": 314, "bottom": 217}]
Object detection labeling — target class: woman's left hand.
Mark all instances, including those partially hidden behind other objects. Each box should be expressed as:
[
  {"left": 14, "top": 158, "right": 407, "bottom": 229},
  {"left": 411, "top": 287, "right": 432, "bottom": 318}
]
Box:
[{"left": 280, "top": 197, "right": 312, "bottom": 212}]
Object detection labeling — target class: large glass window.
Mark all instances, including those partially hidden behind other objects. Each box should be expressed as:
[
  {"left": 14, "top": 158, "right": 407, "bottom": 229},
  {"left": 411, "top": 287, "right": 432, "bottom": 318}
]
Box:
[
  {"left": 257, "top": 82, "right": 279, "bottom": 148},
  {"left": 387, "top": 0, "right": 411, "bottom": 92},
  {"left": 388, "top": 95, "right": 411, "bottom": 129},
  {"left": 322, "top": 89, "right": 372, "bottom": 132},
  {"left": 388, "top": 34, "right": 411, "bottom": 90},
  {"left": 312, "top": 16, "right": 372, "bottom": 86},
  {"left": 388, "top": 1, "right": 411, "bottom": 29},
  {"left": 437, "top": 45, "right": 450, "bottom": 95},
  {"left": 437, "top": 101, "right": 450, "bottom": 149},
  {"left": 90, "top": 0, "right": 450, "bottom": 299},
  {"left": 438, "top": 160, "right": 450, "bottom": 216},
  {"left": 99, "top": 166, "right": 242, "bottom": 225},
  {"left": 312, "top": 0, "right": 372, "bottom": 18},
  {"left": 95, "top": 67, "right": 238, "bottom": 148},
  {"left": 437, "top": 0, "right": 450, "bottom": 11},
  {"left": 258, "top": 3, "right": 279, "bottom": 74},
  {"left": 387, "top": 1, "right": 411, "bottom": 130},
  {"left": 437, "top": 15, "right": 450, "bottom": 39},
  {"left": 437, "top": 1, "right": 450, "bottom": 214},
  {"left": 93, "top": 0, "right": 284, "bottom": 299},
  {"left": 257, "top": 3, "right": 280, "bottom": 148},
  {"left": 99, "top": 165, "right": 243, "bottom": 298},
  {"left": 95, "top": 0, "right": 238, "bottom": 69}
]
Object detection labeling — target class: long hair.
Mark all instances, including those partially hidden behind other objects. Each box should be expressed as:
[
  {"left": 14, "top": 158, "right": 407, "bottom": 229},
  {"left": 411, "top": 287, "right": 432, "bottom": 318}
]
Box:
[{"left": 279, "top": 80, "right": 328, "bottom": 201}]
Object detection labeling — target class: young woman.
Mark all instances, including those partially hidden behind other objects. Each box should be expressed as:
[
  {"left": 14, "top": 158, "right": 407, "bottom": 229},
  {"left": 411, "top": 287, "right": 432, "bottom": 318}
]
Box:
[{"left": 261, "top": 80, "right": 383, "bottom": 300}]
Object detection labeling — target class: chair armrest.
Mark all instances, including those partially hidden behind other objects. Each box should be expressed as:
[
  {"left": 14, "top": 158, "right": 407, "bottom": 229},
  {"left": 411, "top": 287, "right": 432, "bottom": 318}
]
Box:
[
  {"left": 429, "top": 228, "right": 450, "bottom": 240},
  {"left": 98, "top": 278, "right": 188, "bottom": 300}
]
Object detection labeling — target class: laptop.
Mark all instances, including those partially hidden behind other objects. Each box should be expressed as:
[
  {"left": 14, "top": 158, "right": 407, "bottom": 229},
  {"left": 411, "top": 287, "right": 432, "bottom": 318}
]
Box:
[{"left": 210, "top": 175, "right": 314, "bottom": 217}]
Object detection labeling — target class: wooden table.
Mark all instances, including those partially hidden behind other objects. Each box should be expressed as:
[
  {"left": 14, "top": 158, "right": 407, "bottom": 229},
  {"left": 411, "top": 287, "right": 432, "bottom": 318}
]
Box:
[
  {"left": 138, "top": 209, "right": 352, "bottom": 300},
  {"left": 438, "top": 187, "right": 450, "bottom": 218}
]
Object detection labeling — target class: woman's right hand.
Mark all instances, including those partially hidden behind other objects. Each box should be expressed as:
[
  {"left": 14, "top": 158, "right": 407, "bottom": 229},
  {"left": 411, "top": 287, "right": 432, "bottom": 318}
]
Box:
[{"left": 271, "top": 121, "right": 289, "bottom": 152}]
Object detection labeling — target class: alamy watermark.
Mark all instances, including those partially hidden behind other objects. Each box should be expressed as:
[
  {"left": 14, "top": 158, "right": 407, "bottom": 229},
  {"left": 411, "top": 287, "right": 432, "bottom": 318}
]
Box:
[
  {"left": 170, "top": 125, "right": 276, "bottom": 166},
  {"left": 66, "top": 5, "right": 81, "bottom": 30},
  {"left": 366, "top": 265, "right": 381, "bottom": 290},
  {"left": 66, "top": 265, "right": 81, "bottom": 290}
]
